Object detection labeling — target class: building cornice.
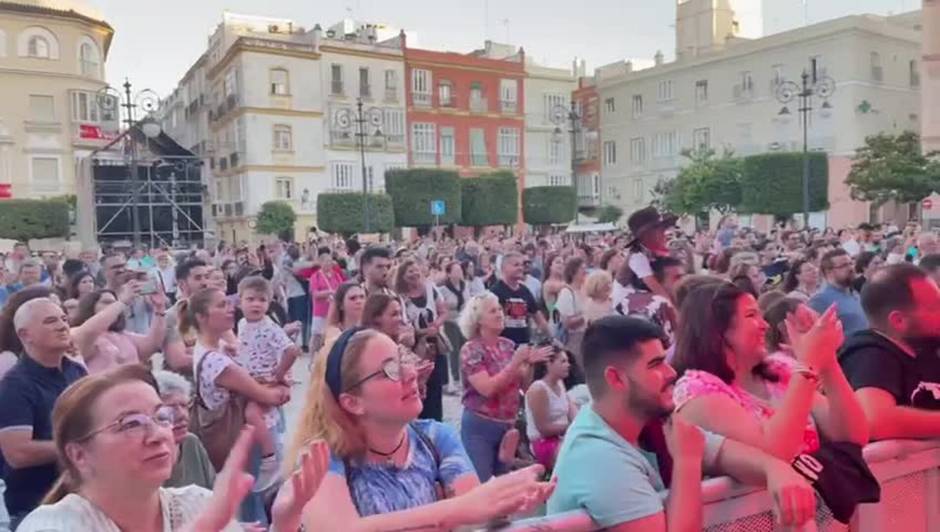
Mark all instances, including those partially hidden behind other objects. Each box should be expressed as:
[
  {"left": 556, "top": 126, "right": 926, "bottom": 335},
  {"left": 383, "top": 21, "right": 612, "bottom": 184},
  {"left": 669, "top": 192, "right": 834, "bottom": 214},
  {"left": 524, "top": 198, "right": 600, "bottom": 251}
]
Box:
[
  {"left": 212, "top": 164, "right": 326, "bottom": 177},
  {"left": 320, "top": 45, "right": 403, "bottom": 62},
  {"left": 405, "top": 57, "right": 525, "bottom": 77},
  {"left": 0, "top": 67, "right": 109, "bottom": 85},
  {"left": 0, "top": 2, "right": 114, "bottom": 55},
  {"left": 209, "top": 107, "right": 324, "bottom": 130},
  {"left": 208, "top": 37, "right": 321, "bottom": 79}
]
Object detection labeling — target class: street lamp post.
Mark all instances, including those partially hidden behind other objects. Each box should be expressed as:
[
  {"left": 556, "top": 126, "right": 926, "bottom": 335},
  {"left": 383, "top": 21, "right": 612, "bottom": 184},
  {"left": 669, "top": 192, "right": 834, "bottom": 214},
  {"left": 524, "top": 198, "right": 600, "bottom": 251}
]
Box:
[
  {"left": 97, "top": 79, "right": 162, "bottom": 248},
  {"left": 550, "top": 100, "right": 582, "bottom": 221},
  {"left": 335, "top": 99, "right": 384, "bottom": 233},
  {"left": 774, "top": 61, "right": 835, "bottom": 228}
]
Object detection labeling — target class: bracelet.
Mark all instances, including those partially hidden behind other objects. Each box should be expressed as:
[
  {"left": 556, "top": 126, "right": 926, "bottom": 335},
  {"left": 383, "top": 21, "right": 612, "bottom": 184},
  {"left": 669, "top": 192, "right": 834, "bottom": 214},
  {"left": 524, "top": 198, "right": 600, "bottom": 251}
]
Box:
[
  {"left": 792, "top": 364, "right": 820, "bottom": 384},
  {"left": 155, "top": 311, "right": 167, "bottom": 317}
]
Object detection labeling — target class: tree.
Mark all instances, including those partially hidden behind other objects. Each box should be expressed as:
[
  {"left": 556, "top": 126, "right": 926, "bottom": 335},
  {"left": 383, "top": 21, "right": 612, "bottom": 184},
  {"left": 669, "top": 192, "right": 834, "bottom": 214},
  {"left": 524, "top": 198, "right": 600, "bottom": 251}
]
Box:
[
  {"left": 317, "top": 193, "right": 394, "bottom": 235},
  {"left": 0, "top": 199, "right": 70, "bottom": 241},
  {"left": 385, "top": 169, "right": 462, "bottom": 227},
  {"left": 596, "top": 204, "right": 624, "bottom": 224},
  {"left": 845, "top": 131, "right": 940, "bottom": 207},
  {"left": 522, "top": 186, "right": 577, "bottom": 225},
  {"left": 655, "top": 149, "right": 743, "bottom": 215},
  {"left": 256, "top": 201, "right": 296, "bottom": 240},
  {"left": 740, "top": 152, "right": 829, "bottom": 216},
  {"left": 460, "top": 171, "right": 519, "bottom": 227}
]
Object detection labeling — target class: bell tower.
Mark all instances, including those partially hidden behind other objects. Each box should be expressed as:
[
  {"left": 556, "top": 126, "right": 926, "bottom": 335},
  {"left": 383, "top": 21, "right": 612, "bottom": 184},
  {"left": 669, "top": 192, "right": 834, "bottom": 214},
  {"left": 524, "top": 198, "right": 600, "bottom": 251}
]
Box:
[{"left": 676, "top": 0, "right": 763, "bottom": 60}]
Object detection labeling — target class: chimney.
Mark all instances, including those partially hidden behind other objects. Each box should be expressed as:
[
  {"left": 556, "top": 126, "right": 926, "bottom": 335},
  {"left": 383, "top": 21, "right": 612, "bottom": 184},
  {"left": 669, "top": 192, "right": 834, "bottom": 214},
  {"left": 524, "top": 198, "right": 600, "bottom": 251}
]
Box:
[
  {"left": 312, "top": 24, "right": 322, "bottom": 50},
  {"left": 654, "top": 50, "right": 664, "bottom": 66},
  {"left": 579, "top": 59, "right": 586, "bottom": 77},
  {"left": 572, "top": 58, "right": 578, "bottom": 77}
]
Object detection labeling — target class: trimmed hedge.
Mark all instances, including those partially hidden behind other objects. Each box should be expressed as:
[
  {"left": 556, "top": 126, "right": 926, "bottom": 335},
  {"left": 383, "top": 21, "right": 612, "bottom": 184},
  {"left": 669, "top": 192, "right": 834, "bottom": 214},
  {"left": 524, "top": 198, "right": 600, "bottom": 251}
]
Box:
[
  {"left": 460, "top": 171, "right": 519, "bottom": 227},
  {"left": 256, "top": 201, "right": 296, "bottom": 239},
  {"left": 522, "top": 186, "right": 576, "bottom": 225},
  {"left": 741, "top": 152, "right": 829, "bottom": 216},
  {"left": 385, "top": 169, "right": 462, "bottom": 227},
  {"left": 317, "top": 192, "right": 394, "bottom": 235},
  {"left": 0, "top": 199, "right": 70, "bottom": 240}
]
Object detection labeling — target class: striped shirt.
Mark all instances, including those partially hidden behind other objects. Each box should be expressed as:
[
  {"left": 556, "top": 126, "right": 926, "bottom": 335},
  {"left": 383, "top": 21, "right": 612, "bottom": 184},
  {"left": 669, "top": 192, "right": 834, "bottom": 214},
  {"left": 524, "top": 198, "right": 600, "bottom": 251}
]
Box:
[{"left": 16, "top": 485, "right": 241, "bottom": 532}]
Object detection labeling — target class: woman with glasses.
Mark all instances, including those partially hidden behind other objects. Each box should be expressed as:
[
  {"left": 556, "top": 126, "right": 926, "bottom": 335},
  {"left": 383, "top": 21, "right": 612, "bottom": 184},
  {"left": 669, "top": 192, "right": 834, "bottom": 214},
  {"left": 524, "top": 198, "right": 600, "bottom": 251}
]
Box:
[
  {"left": 16, "top": 365, "right": 330, "bottom": 532},
  {"left": 152, "top": 369, "right": 215, "bottom": 490},
  {"left": 287, "top": 327, "right": 554, "bottom": 530}
]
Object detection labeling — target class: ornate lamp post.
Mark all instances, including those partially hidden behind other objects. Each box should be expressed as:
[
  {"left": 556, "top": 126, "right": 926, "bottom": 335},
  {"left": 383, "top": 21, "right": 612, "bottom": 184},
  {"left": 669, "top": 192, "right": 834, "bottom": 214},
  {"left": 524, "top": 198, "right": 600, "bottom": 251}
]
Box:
[
  {"left": 775, "top": 61, "right": 835, "bottom": 228},
  {"left": 334, "top": 98, "right": 384, "bottom": 233},
  {"left": 551, "top": 99, "right": 582, "bottom": 221}
]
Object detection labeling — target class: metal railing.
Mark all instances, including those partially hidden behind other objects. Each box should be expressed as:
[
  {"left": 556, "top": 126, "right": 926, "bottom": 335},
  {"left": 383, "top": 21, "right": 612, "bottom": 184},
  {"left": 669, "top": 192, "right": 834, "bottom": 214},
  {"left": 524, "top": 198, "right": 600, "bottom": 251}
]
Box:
[{"left": 470, "top": 97, "right": 488, "bottom": 113}]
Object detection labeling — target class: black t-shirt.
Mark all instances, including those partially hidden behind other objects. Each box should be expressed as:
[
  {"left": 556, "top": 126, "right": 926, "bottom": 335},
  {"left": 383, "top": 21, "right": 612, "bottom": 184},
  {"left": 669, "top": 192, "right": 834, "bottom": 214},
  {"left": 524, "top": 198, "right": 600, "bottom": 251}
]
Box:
[
  {"left": 839, "top": 329, "right": 940, "bottom": 410},
  {"left": 0, "top": 355, "right": 87, "bottom": 517},
  {"left": 490, "top": 280, "right": 538, "bottom": 345}
]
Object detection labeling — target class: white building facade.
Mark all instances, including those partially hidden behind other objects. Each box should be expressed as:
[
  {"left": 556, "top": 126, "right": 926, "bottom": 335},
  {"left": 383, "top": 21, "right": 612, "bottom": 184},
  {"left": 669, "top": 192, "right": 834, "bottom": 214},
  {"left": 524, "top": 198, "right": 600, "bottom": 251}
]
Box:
[
  {"left": 523, "top": 59, "right": 576, "bottom": 188},
  {"left": 597, "top": 8, "right": 922, "bottom": 228}
]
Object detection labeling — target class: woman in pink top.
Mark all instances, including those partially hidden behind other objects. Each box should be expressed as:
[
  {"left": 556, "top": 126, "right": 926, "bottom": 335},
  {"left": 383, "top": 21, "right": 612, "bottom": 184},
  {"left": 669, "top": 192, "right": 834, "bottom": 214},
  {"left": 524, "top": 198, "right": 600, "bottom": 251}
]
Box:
[
  {"left": 671, "top": 282, "right": 868, "bottom": 461},
  {"left": 309, "top": 247, "right": 345, "bottom": 352}
]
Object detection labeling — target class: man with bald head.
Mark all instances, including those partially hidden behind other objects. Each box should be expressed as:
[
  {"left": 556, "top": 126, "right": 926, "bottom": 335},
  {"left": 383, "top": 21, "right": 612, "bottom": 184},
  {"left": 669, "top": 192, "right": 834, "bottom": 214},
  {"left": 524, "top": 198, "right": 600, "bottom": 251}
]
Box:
[{"left": 0, "top": 298, "right": 86, "bottom": 526}]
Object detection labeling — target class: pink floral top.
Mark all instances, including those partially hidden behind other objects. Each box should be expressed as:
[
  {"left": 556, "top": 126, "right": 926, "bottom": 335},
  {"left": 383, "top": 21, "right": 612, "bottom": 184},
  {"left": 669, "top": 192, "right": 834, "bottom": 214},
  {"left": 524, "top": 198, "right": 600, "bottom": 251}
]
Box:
[
  {"left": 673, "top": 354, "right": 821, "bottom": 454},
  {"left": 461, "top": 337, "right": 520, "bottom": 422}
]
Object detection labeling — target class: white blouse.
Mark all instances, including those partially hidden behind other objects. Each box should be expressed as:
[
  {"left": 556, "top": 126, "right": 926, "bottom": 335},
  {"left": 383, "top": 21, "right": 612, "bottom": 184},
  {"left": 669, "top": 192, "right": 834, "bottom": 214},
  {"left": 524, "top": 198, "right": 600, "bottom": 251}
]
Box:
[{"left": 16, "top": 485, "right": 240, "bottom": 532}]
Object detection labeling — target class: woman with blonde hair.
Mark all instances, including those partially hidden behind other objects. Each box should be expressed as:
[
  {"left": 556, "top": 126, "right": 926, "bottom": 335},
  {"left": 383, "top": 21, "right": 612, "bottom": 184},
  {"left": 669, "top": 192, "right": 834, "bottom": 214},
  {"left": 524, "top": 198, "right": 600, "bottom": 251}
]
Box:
[
  {"left": 287, "top": 327, "right": 554, "bottom": 530},
  {"left": 581, "top": 270, "right": 614, "bottom": 323}
]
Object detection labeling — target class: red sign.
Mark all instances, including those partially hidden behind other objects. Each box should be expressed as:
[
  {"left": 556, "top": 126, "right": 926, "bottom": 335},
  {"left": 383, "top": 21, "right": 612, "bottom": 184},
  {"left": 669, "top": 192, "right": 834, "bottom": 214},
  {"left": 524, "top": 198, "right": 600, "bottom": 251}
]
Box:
[
  {"left": 0, "top": 183, "right": 11, "bottom": 199},
  {"left": 923, "top": 198, "right": 933, "bottom": 210},
  {"left": 79, "top": 124, "right": 103, "bottom": 139}
]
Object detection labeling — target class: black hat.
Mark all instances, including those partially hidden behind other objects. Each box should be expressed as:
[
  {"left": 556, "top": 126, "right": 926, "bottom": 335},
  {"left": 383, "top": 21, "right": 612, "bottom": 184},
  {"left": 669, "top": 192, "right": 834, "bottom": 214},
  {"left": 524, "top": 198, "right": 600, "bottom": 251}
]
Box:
[{"left": 626, "top": 207, "right": 678, "bottom": 247}]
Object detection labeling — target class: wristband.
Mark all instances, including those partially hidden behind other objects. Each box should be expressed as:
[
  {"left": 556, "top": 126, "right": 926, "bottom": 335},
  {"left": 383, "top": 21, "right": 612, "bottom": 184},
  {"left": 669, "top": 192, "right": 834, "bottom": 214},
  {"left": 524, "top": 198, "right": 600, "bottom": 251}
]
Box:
[
  {"left": 155, "top": 311, "right": 167, "bottom": 317},
  {"left": 792, "top": 364, "right": 820, "bottom": 384}
]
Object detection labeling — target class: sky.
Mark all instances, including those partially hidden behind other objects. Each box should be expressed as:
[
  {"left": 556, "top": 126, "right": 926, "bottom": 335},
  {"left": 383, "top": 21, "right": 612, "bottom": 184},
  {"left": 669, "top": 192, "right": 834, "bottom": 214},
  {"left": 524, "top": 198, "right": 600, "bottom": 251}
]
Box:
[{"left": 86, "top": 0, "right": 923, "bottom": 97}]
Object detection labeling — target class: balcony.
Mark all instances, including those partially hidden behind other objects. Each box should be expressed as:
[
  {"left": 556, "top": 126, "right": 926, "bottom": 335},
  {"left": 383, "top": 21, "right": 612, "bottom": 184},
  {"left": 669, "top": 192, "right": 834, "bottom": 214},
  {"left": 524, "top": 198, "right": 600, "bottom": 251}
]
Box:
[
  {"left": 500, "top": 100, "right": 518, "bottom": 114},
  {"left": 498, "top": 155, "right": 518, "bottom": 168},
  {"left": 578, "top": 193, "right": 601, "bottom": 208},
  {"left": 733, "top": 83, "right": 755, "bottom": 101},
  {"left": 331, "top": 81, "right": 344, "bottom": 96},
  {"left": 385, "top": 133, "right": 405, "bottom": 146},
  {"left": 330, "top": 129, "right": 355, "bottom": 147},
  {"left": 470, "top": 97, "right": 488, "bottom": 114},
  {"left": 229, "top": 152, "right": 239, "bottom": 169},
  {"left": 412, "top": 92, "right": 431, "bottom": 106},
  {"left": 234, "top": 201, "right": 244, "bottom": 216},
  {"left": 440, "top": 97, "right": 456, "bottom": 108},
  {"left": 360, "top": 84, "right": 372, "bottom": 99},
  {"left": 384, "top": 87, "right": 397, "bottom": 102},
  {"left": 470, "top": 153, "right": 488, "bottom": 167}
]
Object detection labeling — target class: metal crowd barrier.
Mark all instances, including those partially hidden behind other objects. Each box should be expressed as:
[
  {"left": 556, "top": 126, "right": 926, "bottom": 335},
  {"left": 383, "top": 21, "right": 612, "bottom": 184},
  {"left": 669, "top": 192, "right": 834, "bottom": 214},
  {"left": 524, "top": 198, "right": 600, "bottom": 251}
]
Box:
[{"left": 496, "top": 439, "right": 940, "bottom": 532}]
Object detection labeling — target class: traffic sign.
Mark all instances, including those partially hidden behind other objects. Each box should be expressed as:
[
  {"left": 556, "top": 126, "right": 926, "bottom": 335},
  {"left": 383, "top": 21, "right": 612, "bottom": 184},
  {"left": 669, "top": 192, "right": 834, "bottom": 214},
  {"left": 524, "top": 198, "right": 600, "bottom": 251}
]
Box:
[
  {"left": 430, "top": 200, "right": 446, "bottom": 216},
  {"left": 0, "top": 183, "right": 10, "bottom": 199},
  {"left": 924, "top": 198, "right": 933, "bottom": 210}
]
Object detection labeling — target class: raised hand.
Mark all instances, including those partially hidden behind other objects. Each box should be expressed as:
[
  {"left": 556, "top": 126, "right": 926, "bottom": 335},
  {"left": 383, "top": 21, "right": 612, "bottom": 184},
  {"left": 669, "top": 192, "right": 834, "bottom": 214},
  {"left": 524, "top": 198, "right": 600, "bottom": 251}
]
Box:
[
  {"left": 186, "top": 428, "right": 255, "bottom": 532},
  {"left": 270, "top": 440, "right": 330, "bottom": 532},
  {"left": 454, "top": 465, "right": 556, "bottom": 525},
  {"left": 787, "top": 304, "right": 842, "bottom": 375}
]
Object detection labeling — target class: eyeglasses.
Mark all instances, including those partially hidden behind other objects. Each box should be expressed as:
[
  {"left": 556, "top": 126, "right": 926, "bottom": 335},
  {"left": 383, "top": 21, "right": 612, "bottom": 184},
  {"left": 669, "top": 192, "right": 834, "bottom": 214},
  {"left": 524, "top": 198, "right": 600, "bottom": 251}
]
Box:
[
  {"left": 344, "top": 353, "right": 415, "bottom": 392},
  {"left": 78, "top": 405, "right": 175, "bottom": 441}
]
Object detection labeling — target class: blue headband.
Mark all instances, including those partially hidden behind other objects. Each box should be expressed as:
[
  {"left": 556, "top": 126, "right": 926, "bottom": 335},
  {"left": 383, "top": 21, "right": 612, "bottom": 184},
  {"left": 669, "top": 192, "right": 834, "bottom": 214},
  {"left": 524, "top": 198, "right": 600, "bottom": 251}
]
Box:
[{"left": 325, "top": 326, "right": 367, "bottom": 400}]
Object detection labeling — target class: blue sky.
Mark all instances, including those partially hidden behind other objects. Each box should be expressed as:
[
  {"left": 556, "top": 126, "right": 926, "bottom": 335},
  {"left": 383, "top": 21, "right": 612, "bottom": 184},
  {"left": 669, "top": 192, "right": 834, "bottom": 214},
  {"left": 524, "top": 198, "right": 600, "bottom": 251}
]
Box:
[{"left": 87, "top": 0, "right": 922, "bottom": 96}]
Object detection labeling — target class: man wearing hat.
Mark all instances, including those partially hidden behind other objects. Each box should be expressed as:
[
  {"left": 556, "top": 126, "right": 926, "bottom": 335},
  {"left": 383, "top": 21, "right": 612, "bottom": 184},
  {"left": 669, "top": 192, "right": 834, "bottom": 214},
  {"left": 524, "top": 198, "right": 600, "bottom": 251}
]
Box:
[{"left": 625, "top": 206, "right": 678, "bottom": 301}]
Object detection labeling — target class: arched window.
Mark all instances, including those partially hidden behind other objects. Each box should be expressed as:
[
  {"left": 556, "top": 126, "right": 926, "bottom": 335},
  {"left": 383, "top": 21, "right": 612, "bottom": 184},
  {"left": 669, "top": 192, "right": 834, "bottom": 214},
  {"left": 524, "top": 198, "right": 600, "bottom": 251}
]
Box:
[
  {"left": 270, "top": 68, "right": 289, "bottom": 95},
  {"left": 28, "top": 35, "right": 49, "bottom": 58},
  {"left": 79, "top": 40, "right": 99, "bottom": 76},
  {"left": 18, "top": 27, "right": 60, "bottom": 59}
]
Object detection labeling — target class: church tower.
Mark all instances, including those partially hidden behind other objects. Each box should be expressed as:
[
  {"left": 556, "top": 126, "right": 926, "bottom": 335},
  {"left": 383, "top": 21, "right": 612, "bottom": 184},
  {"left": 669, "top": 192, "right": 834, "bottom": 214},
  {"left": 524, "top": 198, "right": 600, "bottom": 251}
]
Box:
[{"left": 676, "top": 0, "right": 763, "bottom": 60}]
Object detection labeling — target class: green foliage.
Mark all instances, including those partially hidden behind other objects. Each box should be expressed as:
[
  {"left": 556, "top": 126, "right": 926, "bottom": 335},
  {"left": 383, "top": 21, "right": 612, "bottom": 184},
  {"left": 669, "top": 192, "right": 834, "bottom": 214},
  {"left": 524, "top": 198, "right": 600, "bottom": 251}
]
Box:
[
  {"left": 845, "top": 131, "right": 940, "bottom": 206},
  {"left": 460, "top": 171, "right": 519, "bottom": 226},
  {"left": 595, "top": 204, "right": 624, "bottom": 224},
  {"left": 522, "top": 186, "right": 577, "bottom": 225},
  {"left": 654, "top": 149, "right": 743, "bottom": 215},
  {"left": 740, "top": 152, "right": 829, "bottom": 216},
  {"left": 0, "top": 199, "right": 70, "bottom": 240},
  {"left": 385, "top": 168, "right": 462, "bottom": 226},
  {"left": 256, "top": 201, "right": 296, "bottom": 238},
  {"left": 317, "top": 193, "right": 394, "bottom": 235}
]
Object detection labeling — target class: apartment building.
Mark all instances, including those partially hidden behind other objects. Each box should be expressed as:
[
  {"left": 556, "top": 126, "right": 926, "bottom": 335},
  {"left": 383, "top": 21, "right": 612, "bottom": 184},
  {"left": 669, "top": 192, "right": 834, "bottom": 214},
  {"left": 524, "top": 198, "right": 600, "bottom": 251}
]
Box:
[{"left": 522, "top": 58, "right": 576, "bottom": 190}]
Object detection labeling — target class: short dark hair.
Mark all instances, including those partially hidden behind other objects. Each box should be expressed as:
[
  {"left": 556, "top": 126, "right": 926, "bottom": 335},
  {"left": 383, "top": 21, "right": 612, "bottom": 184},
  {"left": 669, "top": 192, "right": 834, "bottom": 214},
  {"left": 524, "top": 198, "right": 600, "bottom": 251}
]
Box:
[
  {"left": 317, "top": 246, "right": 332, "bottom": 257},
  {"left": 175, "top": 259, "right": 207, "bottom": 282},
  {"left": 599, "top": 249, "right": 620, "bottom": 271},
  {"left": 819, "top": 248, "right": 849, "bottom": 274},
  {"left": 581, "top": 315, "right": 666, "bottom": 399},
  {"left": 652, "top": 257, "right": 683, "bottom": 283},
  {"left": 563, "top": 257, "right": 585, "bottom": 284},
  {"left": 861, "top": 263, "right": 927, "bottom": 326},
  {"left": 61, "top": 259, "right": 85, "bottom": 278},
  {"left": 919, "top": 254, "right": 940, "bottom": 274},
  {"left": 360, "top": 247, "right": 390, "bottom": 267}
]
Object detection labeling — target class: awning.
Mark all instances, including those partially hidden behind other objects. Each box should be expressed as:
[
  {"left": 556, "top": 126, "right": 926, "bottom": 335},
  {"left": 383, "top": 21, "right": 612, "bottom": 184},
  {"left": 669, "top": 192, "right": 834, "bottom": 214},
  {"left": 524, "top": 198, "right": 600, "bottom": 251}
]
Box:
[{"left": 565, "top": 222, "right": 618, "bottom": 234}]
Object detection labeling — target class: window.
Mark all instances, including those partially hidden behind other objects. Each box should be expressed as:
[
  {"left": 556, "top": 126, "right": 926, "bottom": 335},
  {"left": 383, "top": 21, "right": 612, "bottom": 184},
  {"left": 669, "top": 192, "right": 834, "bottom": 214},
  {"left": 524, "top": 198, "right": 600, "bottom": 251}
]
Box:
[
  {"left": 544, "top": 93, "right": 566, "bottom": 123},
  {"left": 331, "top": 64, "right": 343, "bottom": 95},
  {"left": 411, "top": 123, "right": 436, "bottom": 163},
  {"left": 630, "top": 137, "right": 646, "bottom": 164},
  {"left": 439, "top": 81, "right": 454, "bottom": 107},
  {"left": 603, "top": 140, "right": 617, "bottom": 167},
  {"left": 411, "top": 69, "right": 431, "bottom": 105},
  {"left": 224, "top": 69, "right": 237, "bottom": 97},
  {"left": 470, "top": 129, "right": 487, "bottom": 166},
  {"left": 273, "top": 125, "right": 292, "bottom": 151},
  {"left": 771, "top": 64, "right": 785, "bottom": 89},
  {"left": 735, "top": 71, "right": 754, "bottom": 98},
  {"left": 652, "top": 131, "right": 678, "bottom": 158},
  {"left": 383, "top": 108, "right": 405, "bottom": 144},
  {"left": 657, "top": 80, "right": 674, "bottom": 102},
  {"left": 548, "top": 175, "right": 568, "bottom": 187},
  {"left": 911, "top": 60, "right": 921, "bottom": 88},
  {"left": 871, "top": 52, "right": 883, "bottom": 82},
  {"left": 634, "top": 178, "right": 644, "bottom": 202},
  {"left": 27, "top": 36, "right": 50, "bottom": 58},
  {"left": 71, "top": 91, "right": 99, "bottom": 122},
  {"left": 549, "top": 137, "right": 562, "bottom": 165},
  {"left": 604, "top": 97, "right": 615, "bottom": 113},
  {"left": 692, "top": 127, "right": 711, "bottom": 152},
  {"left": 440, "top": 127, "right": 455, "bottom": 165},
  {"left": 29, "top": 95, "right": 55, "bottom": 121},
  {"left": 359, "top": 67, "right": 371, "bottom": 98},
  {"left": 470, "top": 83, "right": 485, "bottom": 112},
  {"left": 497, "top": 127, "right": 520, "bottom": 167},
  {"left": 275, "top": 177, "right": 294, "bottom": 199},
  {"left": 695, "top": 80, "right": 708, "bottom": 103},
  {"left": 331, "top": 162, "right": 355, "bottom": 190},
  {"left": 31, "top": 157, "right": 59, "bottom": 192},
  {"left": 384, "top": 70, "right": 398, "bottom": 100},
  {"left": 632, "top": 95, "right": 643, "bottom": 117},
  {"left": 270, "top": 68, "right": 289, "bottom": 95},
  {"left": 500, "top": 79, "right": 518, "bottom": 113},
  {"left": 79, "top": 42, "right": 98, "bottom": 76}
]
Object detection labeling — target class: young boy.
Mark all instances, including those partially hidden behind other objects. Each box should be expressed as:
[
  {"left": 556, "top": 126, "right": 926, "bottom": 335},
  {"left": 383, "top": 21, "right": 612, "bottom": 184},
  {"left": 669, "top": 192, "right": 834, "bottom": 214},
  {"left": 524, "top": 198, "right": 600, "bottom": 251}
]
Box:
[{"left": 236, "top": 276, "right": 302, "bottom": 491}]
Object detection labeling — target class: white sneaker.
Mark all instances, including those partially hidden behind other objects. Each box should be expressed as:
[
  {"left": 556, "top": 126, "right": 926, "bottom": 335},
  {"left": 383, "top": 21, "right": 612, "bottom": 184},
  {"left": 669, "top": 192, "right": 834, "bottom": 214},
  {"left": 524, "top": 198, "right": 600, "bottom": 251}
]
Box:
[{"left": 254, "top": 454, "right": 280, "bottom": 493}]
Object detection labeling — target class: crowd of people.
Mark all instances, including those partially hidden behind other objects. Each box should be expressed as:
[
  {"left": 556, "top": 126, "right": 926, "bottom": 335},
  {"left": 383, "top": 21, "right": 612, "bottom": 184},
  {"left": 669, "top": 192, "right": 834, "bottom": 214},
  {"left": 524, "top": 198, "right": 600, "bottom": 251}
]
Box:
[{"left": 0, "top": 207, "right": 939, "bottom": 530}]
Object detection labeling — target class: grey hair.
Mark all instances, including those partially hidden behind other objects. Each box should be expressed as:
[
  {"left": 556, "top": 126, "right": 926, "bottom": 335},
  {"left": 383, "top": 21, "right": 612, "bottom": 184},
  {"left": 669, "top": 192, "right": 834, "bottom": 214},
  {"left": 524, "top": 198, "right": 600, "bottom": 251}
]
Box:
[
  {"left": 152, "top": 369, "right": 193, "bottom": 398},
  {"left": 458, "top": 291, "right": 500, "bottom": 339},
  {"left": 13, "top": 297, "right": 57, "bottom": 332},
  {"left": 19, "top": 258, "right": 41, "bottom": 272}
]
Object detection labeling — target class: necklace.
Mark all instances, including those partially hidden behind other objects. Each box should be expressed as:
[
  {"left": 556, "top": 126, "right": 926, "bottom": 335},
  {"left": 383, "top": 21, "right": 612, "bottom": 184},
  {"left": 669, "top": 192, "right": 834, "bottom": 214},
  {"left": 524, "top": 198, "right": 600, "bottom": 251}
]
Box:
[{"left": 368, "top": 433, "right": 406, "bottom": 465}]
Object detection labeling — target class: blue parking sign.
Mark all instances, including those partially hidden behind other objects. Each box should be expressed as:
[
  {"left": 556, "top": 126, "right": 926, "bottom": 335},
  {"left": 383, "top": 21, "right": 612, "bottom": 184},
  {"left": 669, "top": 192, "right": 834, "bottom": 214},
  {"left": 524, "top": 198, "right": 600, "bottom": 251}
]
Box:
[{"left": 430, "top": 200, "right": 446, "bottom": 216}]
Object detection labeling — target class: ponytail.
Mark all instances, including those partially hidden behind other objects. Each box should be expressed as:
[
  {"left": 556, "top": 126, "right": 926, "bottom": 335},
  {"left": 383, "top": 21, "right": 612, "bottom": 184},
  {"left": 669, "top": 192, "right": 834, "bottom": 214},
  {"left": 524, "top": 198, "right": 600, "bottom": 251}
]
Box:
[
  {"left": 177, "top": 297, "right": 194, "bottom": 338},
  {"left": 41, "top": 472, "right": 76, "bottom": 505}
]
